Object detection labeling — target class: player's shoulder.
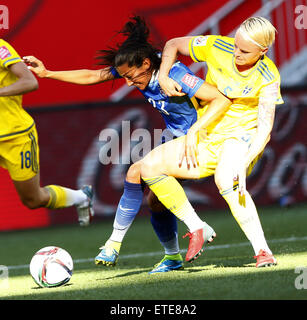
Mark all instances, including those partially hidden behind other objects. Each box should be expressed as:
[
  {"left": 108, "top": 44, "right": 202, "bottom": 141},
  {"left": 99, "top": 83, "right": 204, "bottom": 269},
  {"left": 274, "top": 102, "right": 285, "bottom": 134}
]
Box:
[
  {"left": 0, "top": 38, "right": 14, "bottom": 49},
  {"left": 212, "top": 35, "right": 235, "bottom": 46},
  {"left": 257, "top": 55, "right": 280, "bottom": 83},
  {"left": 191, "top": 35, "right": 234, "bottom": 47},
  {"left": 210, "top": 35, "right": 234, "bottom": 54}
]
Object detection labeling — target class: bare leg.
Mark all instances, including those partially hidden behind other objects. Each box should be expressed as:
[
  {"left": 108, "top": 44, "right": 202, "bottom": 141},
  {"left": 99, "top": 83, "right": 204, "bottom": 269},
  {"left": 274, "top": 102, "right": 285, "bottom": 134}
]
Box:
[
  {"left": 215, "top": 138, "right": 272, "bottom": 256},
  {"left": 13, "top": 173, "right": 49, "bottom": 209}
]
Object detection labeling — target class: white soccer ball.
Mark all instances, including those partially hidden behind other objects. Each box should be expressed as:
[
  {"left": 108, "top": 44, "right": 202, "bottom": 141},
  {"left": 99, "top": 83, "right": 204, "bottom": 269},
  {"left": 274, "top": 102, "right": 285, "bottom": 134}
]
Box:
[{"left": 29, "top": 246, "right": 73, "bottom": 288}]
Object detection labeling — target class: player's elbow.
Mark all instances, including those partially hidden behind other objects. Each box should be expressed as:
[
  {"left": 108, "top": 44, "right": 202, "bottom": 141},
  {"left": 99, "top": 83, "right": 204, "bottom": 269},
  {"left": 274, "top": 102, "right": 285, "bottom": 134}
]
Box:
[
  {"left": 30, "top": 77, "right": 39, "bottom": 91},
  {"left": 164, "top": 38, "right": 182, "bottom": 55},
  {"left": 165, "top": 38, "right": 178, "bottom": 48},
  {"left": 24, "top": 77, "right": 39, "bottom": 93}
]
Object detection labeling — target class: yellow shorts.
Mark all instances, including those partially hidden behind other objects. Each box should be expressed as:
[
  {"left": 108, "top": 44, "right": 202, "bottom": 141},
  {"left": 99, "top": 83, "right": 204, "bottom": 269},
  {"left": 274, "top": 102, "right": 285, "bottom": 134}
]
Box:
[
  {"left": 0, "top": 126, "right": 40, "bottom": 181},
  {"left": 197, "top": 130, "right": 259, "bottom": 178}
]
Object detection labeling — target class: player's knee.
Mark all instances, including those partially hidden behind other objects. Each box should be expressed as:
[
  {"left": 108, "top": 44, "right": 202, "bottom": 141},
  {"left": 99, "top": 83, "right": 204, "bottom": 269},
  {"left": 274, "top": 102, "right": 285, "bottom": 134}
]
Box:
[
  {"left": 214, "top": 172, "right": 232, "bottom": 192},
  {"left": 126, "top": 162, "right": 142, "bottom": 183},
  {"left": 20, "top": 195, "right": 41, "bottom": 210},
  {"left": 140, "top": 158, "right": 159, "bottom": 178},
  {"left": 19, "top": 188, "right": 46, "bottom": 210}
]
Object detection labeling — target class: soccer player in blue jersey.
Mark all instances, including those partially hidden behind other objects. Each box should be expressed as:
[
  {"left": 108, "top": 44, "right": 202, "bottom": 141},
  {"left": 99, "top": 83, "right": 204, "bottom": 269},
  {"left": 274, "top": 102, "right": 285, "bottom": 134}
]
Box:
[{"left": 25, "top": 16, "right": 231, "bottom": 273}]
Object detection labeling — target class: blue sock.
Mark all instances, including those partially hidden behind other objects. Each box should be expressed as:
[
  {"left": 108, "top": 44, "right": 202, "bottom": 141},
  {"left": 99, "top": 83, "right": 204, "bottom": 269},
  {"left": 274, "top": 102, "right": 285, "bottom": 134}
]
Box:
[
  {"left": 150, "top": 209, "right": 180, "bottom": 255},
  {"left": 111, "top": 180, "right": 144, "bottom": 242}
]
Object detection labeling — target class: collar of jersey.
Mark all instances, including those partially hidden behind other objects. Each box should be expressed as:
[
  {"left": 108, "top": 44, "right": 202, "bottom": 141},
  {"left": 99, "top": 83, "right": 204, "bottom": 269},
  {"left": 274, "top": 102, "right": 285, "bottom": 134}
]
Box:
[
  {"left": 148, "top": 69, "right": 159, "bottom": 87},
  {"left": 232, "top": 55, "right": 262, "bottom": 78}
]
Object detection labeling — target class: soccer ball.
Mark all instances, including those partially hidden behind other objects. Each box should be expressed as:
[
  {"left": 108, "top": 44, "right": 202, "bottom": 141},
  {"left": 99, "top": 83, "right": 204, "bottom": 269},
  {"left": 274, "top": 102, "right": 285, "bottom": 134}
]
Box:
[{"left": 29, "top": 246, "right": 73, "bottom": 288}]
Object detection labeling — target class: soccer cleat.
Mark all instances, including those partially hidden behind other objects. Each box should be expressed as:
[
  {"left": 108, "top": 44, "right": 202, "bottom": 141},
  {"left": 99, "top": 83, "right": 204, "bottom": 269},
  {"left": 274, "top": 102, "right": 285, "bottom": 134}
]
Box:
[
  {"left": 76, "top": 185, "right": 94, "bottom": 227},
  {"left": 149, "top": 254, "right": 184, "bottom": 274},
  {"left": 254, "top": 249, "right": 277, "bottom": 268},
  {"left": 95, "top": 245, "right": 119, "bottom": 267},
  {"left": 183, "top": 224, "right": 216, "bottom": 262}
]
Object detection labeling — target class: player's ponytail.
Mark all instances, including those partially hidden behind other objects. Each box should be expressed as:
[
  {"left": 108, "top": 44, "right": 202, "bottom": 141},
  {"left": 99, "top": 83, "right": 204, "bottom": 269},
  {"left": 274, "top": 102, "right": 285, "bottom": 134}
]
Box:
[
  {"left": 96, "top": 16, "right": 161, "bottom": 71},
  {"left": 120, "top": 16, "right": 150, "bottom": 44}
]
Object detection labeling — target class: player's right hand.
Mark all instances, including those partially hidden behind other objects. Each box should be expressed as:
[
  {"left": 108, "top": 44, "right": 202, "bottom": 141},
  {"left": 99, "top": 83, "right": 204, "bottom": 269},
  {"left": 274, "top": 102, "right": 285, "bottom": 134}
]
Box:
[
  {"left": 179, "top": 129, "right": 199, "bottom": 169},
  {"left": 23, "top": 56, "right": 48, "bottom": 78},
  {"left": 158, "top": 75, "right": 185, "bottom": 97}
]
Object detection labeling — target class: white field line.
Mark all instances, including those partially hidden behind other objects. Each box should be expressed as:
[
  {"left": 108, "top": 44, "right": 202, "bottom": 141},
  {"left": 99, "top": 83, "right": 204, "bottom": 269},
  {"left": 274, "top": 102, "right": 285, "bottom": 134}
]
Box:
[{"left": 7, "top": 235, "right": 307, "bottom": 271}]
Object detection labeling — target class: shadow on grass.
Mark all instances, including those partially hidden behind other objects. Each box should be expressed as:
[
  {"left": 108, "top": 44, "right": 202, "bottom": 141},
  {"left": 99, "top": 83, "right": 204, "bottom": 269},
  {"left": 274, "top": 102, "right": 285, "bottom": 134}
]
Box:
[
  {"left": 97, "top": 269, "right": 150, "bottom": 280},
  {"left": 5, "top": 266, "right": 307, "bottom": 300}
]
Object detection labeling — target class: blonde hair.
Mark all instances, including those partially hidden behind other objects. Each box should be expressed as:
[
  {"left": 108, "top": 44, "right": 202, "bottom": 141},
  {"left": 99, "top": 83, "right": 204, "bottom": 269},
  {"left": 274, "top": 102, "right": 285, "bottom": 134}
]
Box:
[{"left": 238, "top": 17, "right": 277, "bottom": 49}]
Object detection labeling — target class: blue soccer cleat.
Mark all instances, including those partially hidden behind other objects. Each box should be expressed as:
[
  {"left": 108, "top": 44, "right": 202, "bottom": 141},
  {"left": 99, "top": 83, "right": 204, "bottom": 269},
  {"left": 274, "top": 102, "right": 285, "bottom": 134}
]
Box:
[
  {"left": 76, "top": 185, "right": 94, "bottom": 227},
  {"left": 149, "top": 254, "right": 184, "bottom": 274}
]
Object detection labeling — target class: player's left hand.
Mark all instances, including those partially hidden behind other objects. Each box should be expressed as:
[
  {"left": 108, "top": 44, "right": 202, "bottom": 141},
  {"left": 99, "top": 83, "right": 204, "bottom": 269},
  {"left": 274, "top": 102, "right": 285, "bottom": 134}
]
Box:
[
  {"left": 233, "top": 165, "right": 247, "bottom": 196},
  {"left": 179, "top": 129, "right": 199, "bottom": 169},
  {"left": 23, "top": 56, "right": 48, "bottom": 78},
  {"left": 158, "top": 75, "right": 186, "bottom": 97}
]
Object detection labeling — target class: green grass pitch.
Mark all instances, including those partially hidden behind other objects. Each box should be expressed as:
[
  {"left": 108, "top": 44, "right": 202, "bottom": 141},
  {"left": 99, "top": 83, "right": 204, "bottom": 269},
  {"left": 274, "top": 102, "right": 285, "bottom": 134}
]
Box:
[{"left": 1, "top": 203, "right": 307, "bottom": 301}]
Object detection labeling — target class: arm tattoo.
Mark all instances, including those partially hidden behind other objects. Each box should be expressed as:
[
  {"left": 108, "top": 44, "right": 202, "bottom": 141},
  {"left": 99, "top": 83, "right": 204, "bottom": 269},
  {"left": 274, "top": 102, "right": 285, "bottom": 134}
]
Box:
[
  {"left": 257, "top": 99, "right": 276, "bottom": 133},
  {"left": 258, "top": 82, "right": 279, "bottom": 133}
]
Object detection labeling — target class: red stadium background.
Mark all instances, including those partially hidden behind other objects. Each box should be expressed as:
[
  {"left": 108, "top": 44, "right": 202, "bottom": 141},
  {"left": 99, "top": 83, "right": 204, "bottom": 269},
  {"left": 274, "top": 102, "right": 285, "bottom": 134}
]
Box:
[{"left": 0, "top": 0, "right": 306, "bottom": 230}]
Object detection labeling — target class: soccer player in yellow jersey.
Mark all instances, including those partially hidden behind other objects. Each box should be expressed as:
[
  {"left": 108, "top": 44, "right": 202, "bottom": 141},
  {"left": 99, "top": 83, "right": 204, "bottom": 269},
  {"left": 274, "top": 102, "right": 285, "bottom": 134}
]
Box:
[
  {"left": 140, "top": 17, "right": 282, "bottom": 267},
  {"left": 0, "top": 39, "right": 93, "bottom": 226}
]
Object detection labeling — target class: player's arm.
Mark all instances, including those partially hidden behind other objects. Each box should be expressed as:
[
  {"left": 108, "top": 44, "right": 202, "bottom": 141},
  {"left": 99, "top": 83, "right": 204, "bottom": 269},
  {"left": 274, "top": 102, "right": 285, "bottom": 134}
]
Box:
[
  {"left": 246, "top": 100, "right": 275, "bottom": 166},
  {"left": 179, "top": 83, "right": 232, "bottom": 168},
  {"left": 158, "top": 37, "right": 193, "bottom": 97},
  {"left": 23, "top": 56, "right": 115, "bottom": 85},
  {"left": 235, "top": 83, "right": 278, "bottom": 195},
  {"left": 0, "top": 61, "right": 38, "bottom": 96},
  {"left": 191, "top": 83, "right": 231, "bottom": 134}
]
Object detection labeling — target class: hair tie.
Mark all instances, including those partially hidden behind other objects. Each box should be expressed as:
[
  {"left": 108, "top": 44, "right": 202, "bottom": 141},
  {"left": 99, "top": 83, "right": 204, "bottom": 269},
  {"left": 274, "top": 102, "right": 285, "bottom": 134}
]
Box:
[{"left": 238, "top": 28, "right": 267, "bottom": 50}]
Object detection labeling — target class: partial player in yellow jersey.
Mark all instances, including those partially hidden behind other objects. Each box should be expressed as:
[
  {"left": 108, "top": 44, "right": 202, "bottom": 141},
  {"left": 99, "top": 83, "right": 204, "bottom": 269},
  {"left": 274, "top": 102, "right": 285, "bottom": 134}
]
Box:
[
  {"left": 0, "top": 39, "right": 93, "bottom": 226},
  {"left": 139, "top": 17, "right": 282, "bottom": 267}
]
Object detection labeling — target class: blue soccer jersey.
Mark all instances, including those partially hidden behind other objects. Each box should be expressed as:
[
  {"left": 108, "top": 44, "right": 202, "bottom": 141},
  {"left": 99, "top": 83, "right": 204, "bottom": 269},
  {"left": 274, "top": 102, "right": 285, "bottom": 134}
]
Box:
[{"left": 111, "top": 61, "right": 204, "bottom": 137}]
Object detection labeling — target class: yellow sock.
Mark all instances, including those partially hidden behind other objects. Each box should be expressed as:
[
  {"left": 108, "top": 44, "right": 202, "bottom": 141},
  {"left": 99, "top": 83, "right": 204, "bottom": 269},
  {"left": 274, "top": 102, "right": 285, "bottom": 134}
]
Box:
[
  {"left": 142, "top": 175, "right": 204, "bottom": 231},
  {"left": 106, "top": 239, "right": 122, "bottom": 253},
  {"left": 143, "top": 175, "right": 190, "bottom": 220},
  {"left": 45, "top": 185, "right": 68, "bottom": 209}
]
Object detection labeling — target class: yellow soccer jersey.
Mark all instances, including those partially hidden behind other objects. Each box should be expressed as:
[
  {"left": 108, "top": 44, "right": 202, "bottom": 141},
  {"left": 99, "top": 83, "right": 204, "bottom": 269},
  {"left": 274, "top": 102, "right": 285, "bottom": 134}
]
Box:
[
  {"left": 0, "top": 39, "right": 34, "bottom": 141},
  {"left": 189, "top": 35, "right": 283, "bottom": 135}
]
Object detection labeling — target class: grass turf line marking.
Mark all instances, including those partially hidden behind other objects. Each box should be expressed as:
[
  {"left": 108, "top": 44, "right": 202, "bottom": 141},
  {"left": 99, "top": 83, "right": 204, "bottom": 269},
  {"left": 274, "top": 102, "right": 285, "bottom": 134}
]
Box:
[{"left": 7, "top": 235, "right": 307, "bottom": 271}]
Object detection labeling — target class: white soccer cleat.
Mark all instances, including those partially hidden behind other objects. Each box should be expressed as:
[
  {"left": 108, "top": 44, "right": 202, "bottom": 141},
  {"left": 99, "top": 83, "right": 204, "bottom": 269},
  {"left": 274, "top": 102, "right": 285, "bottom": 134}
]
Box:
[{"left": 76, "top": 185, "right": 94, "bottom": 227}]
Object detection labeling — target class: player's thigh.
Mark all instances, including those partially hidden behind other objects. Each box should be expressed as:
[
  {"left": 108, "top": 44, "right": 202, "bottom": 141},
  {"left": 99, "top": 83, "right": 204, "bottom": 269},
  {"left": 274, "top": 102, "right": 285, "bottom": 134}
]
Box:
[
  {"left": 215, "top": 138, "right": 248, "bottom": 190},
  {"left": 1, "top": 129, "right": 40, "bottom": 182},
  {"left": 0, "top": 128, "right": 46, "bottom": 204},
  {"left": 141, "top": 136, "right": 200, "bottom": 179},
  {"left": 197, "top": 138, "right": 219, "bottom": 179}
]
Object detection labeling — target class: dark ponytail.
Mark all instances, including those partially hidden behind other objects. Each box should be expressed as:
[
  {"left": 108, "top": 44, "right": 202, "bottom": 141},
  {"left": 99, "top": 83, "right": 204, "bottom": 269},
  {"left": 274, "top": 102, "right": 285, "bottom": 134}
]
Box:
[{"left": 96, "top": 16, "right": 161, "bottom": 71}]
